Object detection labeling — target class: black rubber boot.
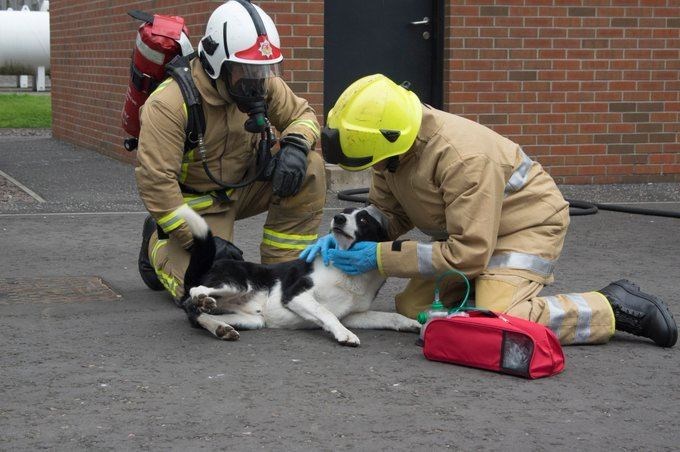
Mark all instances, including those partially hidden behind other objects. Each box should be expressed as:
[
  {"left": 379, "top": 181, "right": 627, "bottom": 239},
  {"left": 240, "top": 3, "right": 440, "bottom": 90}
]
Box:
[
  {"left": 138, "top": 215, "right": 164, "bottom": 291},
  {"left": 599, "top": 279, "right": 677, "bottom": 347}
]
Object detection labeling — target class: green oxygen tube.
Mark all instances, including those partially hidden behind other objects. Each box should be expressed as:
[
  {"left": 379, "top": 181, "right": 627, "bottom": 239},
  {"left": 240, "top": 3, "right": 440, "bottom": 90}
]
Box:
[{"left": 416, "top": 269, "right": 471, "bottom": 346}]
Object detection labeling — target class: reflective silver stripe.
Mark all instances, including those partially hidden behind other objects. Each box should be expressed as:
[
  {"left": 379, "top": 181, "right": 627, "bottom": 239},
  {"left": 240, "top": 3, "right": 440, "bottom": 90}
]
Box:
[
  {"left": 136, "top": 32, "right": 165, "bottom": 65},
  {"left": 544, "top": 296, "right": 565, "bottom": 339},
  {"left": 487, "top": 252, "right": 556, "bottom": 277},
  {"left": 417, "top": 243, "right": 435, "bottom": 276},
  {"left": 363, "top": 205, "right": 388, "bottom": 231},
  {"left": 158, "top": 215, "right": 183, "bottom": 232},
  {"left": 184, "top": 195, "right": 213, "bottom": 210},
  {"left": 566, "top": 293, "right": 592, "bottom": 344},
  {"left": 504, "top": 148, "right": 534, "bottom": 197}
]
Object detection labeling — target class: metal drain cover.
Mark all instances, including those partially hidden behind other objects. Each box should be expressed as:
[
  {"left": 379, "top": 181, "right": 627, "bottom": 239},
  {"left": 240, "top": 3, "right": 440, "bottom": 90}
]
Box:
[{"left": 0, "top": 276, "right": 122, "bottom": 304}]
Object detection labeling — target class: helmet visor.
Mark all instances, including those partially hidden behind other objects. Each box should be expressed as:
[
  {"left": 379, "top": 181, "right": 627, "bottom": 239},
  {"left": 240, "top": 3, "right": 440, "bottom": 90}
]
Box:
[
  {"left": 223, "top": 61, "right": 281, "bottom": 100},
  {"left": 321, "top": 126, "right": 373, "bottom": 170},
  {"left": 226, "top": 61, "right": 281, "bottom": 81}
]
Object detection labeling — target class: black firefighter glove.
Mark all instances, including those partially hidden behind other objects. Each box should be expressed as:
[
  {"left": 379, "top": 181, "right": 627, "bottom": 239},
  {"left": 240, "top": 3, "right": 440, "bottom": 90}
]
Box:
[{"left": 272, "top": 134, "right": 310, "bottom": 198}]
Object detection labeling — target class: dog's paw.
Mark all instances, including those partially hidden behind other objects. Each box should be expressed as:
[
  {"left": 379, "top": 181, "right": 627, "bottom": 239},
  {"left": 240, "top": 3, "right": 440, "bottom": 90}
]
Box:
[
  {"left": 398, "top": 318, "right": 423, "bottom": 333},
  {"left": 215, "top": 323, "right": 240, "bottom": 341},
  {"left": 336, "top": 330, "right": 361, "bottom": 347},
  {"left": 193, "top": 293, "right": 217, "bottom": 313}
]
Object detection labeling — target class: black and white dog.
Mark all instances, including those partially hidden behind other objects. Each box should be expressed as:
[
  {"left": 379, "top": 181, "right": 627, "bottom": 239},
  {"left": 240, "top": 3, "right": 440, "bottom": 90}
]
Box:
[{"left": 176, "top": 205, "right": 420, "bottom": 346}]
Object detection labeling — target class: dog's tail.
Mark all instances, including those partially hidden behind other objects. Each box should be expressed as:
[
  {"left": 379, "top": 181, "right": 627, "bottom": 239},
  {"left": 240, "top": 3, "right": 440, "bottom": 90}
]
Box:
[{"left": 175, "top": 205, "right": 215, "bottom": 293}]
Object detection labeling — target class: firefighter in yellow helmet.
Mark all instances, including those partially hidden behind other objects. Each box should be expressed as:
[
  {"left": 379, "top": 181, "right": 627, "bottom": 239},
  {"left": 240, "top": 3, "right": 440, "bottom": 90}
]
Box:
[
  {"left": 302, "top": 74, "right": 677, "bottom": 347},
  {"left": 136, "top": 1, "right": 325, "bottom": 302}
]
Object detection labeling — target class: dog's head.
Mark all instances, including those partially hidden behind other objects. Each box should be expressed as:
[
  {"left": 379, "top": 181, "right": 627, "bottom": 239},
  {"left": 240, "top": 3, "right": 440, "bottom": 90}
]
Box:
[{"left": 331, "top": 207, "right": 389, "bottom": 250}]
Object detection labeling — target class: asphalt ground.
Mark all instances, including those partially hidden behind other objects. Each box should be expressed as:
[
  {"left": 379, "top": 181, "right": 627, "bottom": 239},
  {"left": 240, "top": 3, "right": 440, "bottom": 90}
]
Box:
[{"left": 1, "top": 132, "right": 679, "bottom": 451}]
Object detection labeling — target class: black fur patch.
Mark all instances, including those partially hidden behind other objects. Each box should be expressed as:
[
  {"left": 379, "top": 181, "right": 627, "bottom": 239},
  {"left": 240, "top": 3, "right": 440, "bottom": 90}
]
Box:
[{"left": 354, "top": 209, "right": 389, "bottom": 243}]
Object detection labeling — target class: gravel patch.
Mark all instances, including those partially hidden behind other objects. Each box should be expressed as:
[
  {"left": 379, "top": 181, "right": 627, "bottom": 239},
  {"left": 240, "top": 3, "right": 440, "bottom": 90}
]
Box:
[
  {"left": 0, "top": 173, "right": 36, "bottom": 205},
  {"left": 0, "top": 128, "right": 52, "bottom": 137}
]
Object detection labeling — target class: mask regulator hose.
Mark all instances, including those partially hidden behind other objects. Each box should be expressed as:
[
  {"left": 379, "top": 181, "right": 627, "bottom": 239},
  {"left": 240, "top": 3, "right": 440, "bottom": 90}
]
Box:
[
  {"left": 166, "top": 55, "right": 276, "bottom": 192},
  {"left": 194, "top": 112, "right": 276, "bottom": 190}
]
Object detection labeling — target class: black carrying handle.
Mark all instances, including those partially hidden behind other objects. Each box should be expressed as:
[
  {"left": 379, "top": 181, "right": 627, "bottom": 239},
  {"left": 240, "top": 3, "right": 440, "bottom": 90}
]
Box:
[{"left": 128, "top": 10, "right": 155, "bottom": 24}]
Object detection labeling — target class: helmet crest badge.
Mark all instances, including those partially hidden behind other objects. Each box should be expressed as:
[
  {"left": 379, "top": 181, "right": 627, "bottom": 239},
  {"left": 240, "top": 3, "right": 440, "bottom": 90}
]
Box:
[{"left": 259, "top": 38, "right": 273, "bottom": 58}]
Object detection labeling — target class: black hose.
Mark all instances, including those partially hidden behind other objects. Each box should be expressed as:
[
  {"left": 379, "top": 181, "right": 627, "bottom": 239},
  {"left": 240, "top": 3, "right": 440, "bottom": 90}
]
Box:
[
  {"left": 337, "top": 187, "right": 680, "bottom": 218},
  {"left": 564, "top": 198, "right": 599, "bottom": 216},
  {"left": 196, "top": 115, "right": 274, "bottom": 190},
  {"left": 583, "top": 201, "right": 680, "bottom": 219},
  {"left": 337, "top": 188, "right": 372, "bottom": 204}
]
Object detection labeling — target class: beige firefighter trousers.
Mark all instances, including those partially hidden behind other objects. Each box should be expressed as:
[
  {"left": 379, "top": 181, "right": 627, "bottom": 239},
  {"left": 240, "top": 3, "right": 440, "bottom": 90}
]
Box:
[
  {"left": 395, "top": 273, "right": 616, "bottom": 345},
  {"left": 147, "top": 152, "right": 326, "bottom": 301}
]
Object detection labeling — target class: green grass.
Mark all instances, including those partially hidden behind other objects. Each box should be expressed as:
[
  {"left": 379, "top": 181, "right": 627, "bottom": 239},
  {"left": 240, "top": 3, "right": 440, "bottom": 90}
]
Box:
[{"left": 0, "top": 94, "right": 52, "bottom": 128}]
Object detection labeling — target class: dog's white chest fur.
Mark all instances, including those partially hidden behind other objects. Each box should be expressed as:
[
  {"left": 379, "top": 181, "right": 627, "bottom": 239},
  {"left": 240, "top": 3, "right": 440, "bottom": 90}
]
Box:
[{"left": 263, "top": 261, "right": 385, "bottom": 329}]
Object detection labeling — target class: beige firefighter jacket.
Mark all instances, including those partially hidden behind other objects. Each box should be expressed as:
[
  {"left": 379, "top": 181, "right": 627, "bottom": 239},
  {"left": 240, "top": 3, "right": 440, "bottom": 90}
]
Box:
[
  {"left": 135, "top": 58, "right": 320, "bottom": 248},
  {"left": 368, "top": 105, "right": 570, "bottom": 285}
]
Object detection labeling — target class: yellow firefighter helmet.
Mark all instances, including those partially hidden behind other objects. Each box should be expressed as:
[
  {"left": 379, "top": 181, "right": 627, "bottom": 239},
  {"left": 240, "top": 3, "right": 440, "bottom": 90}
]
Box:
[{"left": 322, "top": 74, "right": 423, "bottom": 171}]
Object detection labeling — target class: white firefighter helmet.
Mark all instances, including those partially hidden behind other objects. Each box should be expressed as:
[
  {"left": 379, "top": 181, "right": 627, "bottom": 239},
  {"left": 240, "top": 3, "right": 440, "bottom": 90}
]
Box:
[{"left": 197, "top": 0, "right": 282, "bottom": 80}]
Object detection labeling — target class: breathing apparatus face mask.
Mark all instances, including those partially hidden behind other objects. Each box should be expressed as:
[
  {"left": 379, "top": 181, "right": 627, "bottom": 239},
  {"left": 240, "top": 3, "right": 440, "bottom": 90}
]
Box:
[{"left": 223, "top": 61, "right": 281, "bottom": 133}]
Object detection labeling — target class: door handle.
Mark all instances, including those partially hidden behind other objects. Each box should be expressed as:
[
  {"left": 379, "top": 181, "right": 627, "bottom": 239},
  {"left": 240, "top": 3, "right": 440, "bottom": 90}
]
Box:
[{"left": 410, "top": 17, "right": 430, "bottom": 26}]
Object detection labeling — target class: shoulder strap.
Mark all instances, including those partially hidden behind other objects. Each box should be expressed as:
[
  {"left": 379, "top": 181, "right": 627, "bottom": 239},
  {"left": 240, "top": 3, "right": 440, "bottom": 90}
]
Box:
[
  {"left": 165, "top": 54, "right": 205, "bottom": 154},
  {"left": 128, "top": 10, "right": 154, "bottom": 24}
]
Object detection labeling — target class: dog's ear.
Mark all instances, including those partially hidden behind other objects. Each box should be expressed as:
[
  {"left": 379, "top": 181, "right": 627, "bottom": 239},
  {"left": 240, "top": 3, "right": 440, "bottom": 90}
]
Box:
[{"left": 355, "top": 210, "right": 390, "bottom": 243}]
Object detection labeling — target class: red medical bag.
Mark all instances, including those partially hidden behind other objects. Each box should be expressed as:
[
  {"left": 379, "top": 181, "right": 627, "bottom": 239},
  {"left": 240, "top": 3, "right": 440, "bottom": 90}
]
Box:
[{"left": 422, "top": 310, "right": 565, "bottom": 379}]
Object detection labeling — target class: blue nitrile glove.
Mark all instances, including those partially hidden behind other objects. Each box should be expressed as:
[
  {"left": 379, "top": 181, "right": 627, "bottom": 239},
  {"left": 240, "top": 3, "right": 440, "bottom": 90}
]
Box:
[
  {"left": 299, "top": 233, "right": 337, "bottom": 265},
  {"left": 328, "top": 241, "right": 378, "bottom": 275}
]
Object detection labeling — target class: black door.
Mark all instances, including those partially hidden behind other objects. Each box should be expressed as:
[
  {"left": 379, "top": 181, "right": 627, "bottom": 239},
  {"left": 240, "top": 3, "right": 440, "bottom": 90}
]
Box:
[{"left": 323, "top": 0, "right": 443, "bottom": 115}]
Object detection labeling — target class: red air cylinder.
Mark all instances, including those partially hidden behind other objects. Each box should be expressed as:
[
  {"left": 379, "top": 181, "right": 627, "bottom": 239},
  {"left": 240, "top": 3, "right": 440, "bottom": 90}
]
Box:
[{"left": 121, "top": 13, "right": 189, "bottom": 141}]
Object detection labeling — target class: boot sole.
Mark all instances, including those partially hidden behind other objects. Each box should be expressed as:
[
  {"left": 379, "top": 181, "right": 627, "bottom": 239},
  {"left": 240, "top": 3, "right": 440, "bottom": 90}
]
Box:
[{"left": 611, "top": 280, "right": 678, "bottom": 347}]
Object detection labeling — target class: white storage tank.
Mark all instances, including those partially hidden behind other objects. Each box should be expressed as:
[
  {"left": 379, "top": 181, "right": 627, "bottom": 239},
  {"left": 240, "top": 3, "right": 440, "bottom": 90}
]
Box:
[{"left": 0, "top": 5, "right": 50, "bottom": 70}]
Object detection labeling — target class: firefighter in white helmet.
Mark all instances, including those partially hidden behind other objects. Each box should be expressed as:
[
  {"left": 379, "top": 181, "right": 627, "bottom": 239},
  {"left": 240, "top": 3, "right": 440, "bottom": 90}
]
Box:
[
  {"left": 302, "top": 74, "right": 677, "bottom": 347},
  {"left": 136, "top": 0, "right": 325, "bottom": 301}
]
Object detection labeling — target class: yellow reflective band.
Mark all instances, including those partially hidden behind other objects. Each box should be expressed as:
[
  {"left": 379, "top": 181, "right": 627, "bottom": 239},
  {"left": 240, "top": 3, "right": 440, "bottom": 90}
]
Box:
[
  {"left": 150, "top": 239, "right": 167, "bottom": 268},
  {"left": 262, "top": 238, "right": 308, "bottom": 251},
  {"left": 182, "top": 102, "right": 188, "bottom": 119},
  {"left": 156, "top": 268, "right": 179, "bottom": 298},
  {"left": 262, "top": 228, "right": 318, "bottom": 251},
  {"left": 180, "top": 149, "right": 194, "bottom": 183},
  {"left": 377, "top": 243, "right": 385, "bottom": 275},
  {"left": 262, "top": 228, "right": 317, "bottom": 242},
  {"left": 150, "top": 78, "right": 172, "bottom": 97},
  {"left": 289, "top": 119, "right": 320, "bottom": 138},
  {"left": 594, "top": 291, "right": 617, "bottom": 338},
  {"left": 158, "top": 205, "right": 188, "bottom": 233},
  {"left": 183, "top": 194, "right": 213, "bottom": 211},
  {"left": 149, "top": 238, "right": 180, "bottom": 297}
]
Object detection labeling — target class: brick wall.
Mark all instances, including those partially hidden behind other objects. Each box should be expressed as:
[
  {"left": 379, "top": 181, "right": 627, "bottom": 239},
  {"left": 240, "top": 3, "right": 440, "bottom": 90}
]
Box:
[
  {"left": 51, "top": 1, "right": 679, "bottom": 183},
  {"left": 50, "top": 0, "right": 323, "bottom": 163},
  {"left": 445, "top": 1, "right": 680, "bottom": 183}
]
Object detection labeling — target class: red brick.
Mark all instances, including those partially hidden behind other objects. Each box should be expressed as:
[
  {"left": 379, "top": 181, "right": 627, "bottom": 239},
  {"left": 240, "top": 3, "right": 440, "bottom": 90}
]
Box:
[
  {"left": 662, "top": 164, "right": 680, "bottom": 174},
  {"left": 578, "top": 166, "right": 606, "bottom": 176},
  {"left": 51, "top": 0, "right": 679, "bottom": 184}
]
